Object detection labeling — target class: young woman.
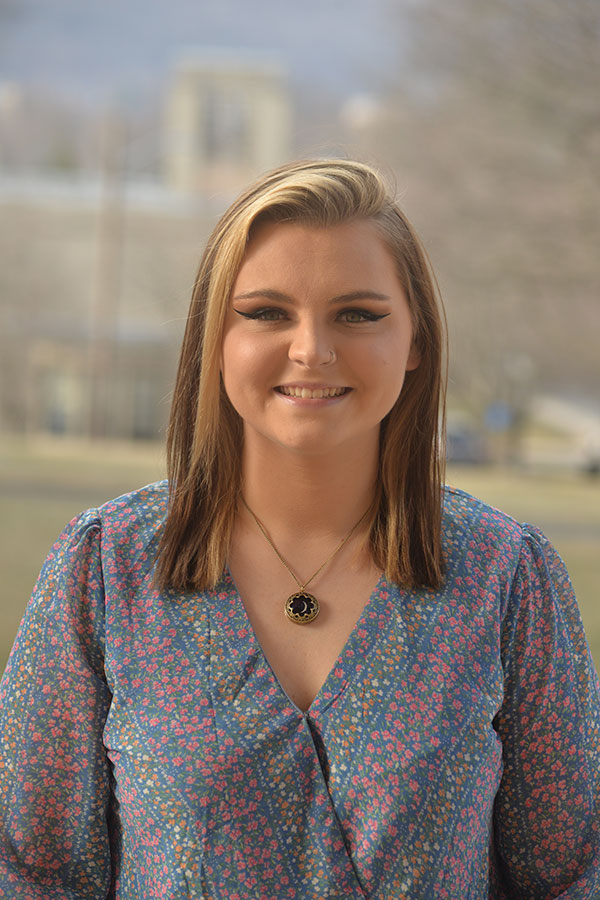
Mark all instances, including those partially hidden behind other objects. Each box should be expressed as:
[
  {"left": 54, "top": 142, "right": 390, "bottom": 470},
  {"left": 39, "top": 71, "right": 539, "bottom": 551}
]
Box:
[{"left": 1, "top": 159, "right": 598, "bottom": 898}]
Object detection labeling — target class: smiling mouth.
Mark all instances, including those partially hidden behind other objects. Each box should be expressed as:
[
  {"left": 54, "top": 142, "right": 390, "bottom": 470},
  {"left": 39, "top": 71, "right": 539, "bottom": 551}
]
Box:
[{"left": 276, "top": 386, "right": 350, "bottom": 399}]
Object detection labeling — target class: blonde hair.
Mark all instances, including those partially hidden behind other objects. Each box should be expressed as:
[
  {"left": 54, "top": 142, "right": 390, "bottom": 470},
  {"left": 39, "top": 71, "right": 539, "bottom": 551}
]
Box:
[{"left": 156, "top": 159, "right": 447, "bottom": 590}]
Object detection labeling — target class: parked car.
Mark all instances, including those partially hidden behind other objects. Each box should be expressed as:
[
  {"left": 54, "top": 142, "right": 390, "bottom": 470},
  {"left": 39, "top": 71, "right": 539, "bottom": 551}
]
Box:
[{"left": 446, "top": 422, "right": 489, "bottom": 465}]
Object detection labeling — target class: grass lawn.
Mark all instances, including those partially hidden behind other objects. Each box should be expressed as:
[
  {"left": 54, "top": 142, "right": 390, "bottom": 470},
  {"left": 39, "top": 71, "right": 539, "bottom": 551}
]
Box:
[{"left": 1, "top": 438, "right": 599, "bottom": 674}]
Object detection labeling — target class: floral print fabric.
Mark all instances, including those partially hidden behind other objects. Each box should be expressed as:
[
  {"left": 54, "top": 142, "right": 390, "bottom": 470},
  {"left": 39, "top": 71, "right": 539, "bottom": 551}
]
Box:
[{"left": 0, "top": 481, "right": 599, "bottom": 899}]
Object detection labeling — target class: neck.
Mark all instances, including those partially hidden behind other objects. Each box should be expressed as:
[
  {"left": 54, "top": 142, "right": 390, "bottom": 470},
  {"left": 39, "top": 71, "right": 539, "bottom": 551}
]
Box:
[{"left": 240, "top": 437, "right": 379, "bottom": 540}]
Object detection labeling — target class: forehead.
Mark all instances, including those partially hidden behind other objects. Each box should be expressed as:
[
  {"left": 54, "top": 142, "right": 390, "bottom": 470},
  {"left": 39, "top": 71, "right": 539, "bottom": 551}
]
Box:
[{"left": 235, "top": 219, "right": 402, "bottom": 292}]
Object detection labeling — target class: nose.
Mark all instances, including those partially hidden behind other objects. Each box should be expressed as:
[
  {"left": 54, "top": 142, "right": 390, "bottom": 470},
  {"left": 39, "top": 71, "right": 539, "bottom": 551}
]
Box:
[{"left": 288, "top": 318, "right": 334, "bottom": 368}]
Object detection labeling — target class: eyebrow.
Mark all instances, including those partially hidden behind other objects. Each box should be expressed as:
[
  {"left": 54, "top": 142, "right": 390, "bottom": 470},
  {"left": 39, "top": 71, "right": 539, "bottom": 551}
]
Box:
[{"left": 232, "top": 289, "right": 392, "bottom": 304}]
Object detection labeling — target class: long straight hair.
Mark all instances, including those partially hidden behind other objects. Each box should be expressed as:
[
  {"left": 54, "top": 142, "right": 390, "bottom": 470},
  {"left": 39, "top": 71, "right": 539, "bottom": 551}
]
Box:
[{"left": 155, "top": 159, "right": 447, "bottom": 591}]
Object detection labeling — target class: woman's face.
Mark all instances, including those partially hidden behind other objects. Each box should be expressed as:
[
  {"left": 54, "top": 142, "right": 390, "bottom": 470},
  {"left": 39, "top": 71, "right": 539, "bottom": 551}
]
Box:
[{"left": 220, "top": 218, "right": 420, "bottom": 459}]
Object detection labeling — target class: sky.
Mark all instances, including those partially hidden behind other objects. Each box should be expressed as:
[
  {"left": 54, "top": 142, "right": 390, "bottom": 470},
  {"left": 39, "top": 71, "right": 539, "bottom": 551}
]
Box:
[{"left": 0, "top": 0, "right": 400, "bottom": 106}]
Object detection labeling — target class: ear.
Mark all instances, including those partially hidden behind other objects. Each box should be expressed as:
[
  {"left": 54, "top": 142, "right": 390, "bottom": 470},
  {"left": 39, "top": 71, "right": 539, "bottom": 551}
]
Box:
[{"left": 405, "top": 344, "right": 421, "bottom": 372}]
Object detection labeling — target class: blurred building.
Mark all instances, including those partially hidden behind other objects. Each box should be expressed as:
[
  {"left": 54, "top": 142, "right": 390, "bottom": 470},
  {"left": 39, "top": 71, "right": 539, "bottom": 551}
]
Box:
[
  {"left": 0, "top": 182, "right": 206, "bottom": 441},
  {"left": 24, "top": 332, "right": 173, "bottom": 440},
  {"left": 164, "top": 51, "right": 291, "bottom": 195},
  {"left": 0, "top": 51, "right": 293, "bottom": 441}
]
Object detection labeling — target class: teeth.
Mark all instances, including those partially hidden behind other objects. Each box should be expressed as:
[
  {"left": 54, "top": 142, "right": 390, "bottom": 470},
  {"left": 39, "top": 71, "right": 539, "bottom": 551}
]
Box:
[{"left": 279, "top": 386, "right": 347, "bottom": 399}]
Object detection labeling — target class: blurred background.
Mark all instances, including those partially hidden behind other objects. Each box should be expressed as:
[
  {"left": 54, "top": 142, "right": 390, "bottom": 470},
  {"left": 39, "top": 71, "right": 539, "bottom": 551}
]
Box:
[{"left": 1, "top": 0, "right": 599, "bottom": 673}]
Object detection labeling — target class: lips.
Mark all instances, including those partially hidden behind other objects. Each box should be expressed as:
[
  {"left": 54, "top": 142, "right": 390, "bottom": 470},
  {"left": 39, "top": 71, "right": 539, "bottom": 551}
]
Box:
[{"left": 276, "top": 385, "right": 350, "bottom": 399}]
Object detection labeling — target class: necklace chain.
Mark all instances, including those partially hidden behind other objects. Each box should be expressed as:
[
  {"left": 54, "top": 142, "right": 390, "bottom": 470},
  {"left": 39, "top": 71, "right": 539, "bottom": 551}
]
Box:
[{"left": 240, "top": 496, "right": 370, "bottom": 625}]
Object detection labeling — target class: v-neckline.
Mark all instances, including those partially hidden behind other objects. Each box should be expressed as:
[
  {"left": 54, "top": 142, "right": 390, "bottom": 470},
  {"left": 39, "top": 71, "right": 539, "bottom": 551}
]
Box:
[{"left": 211, "top": 569, "right": 393, "bottom": 716}]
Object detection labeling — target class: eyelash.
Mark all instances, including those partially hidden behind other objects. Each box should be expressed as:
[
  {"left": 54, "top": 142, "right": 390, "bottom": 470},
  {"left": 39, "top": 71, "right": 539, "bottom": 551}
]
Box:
[
  {"left": 233, "top": 308, "right": 389, "bottom": 323},
  {"left": 234, "top": 307, "right": 286, "bottom": 322},
  {"left": 339, "top": 309, "right": 389, "bottom": 323}
]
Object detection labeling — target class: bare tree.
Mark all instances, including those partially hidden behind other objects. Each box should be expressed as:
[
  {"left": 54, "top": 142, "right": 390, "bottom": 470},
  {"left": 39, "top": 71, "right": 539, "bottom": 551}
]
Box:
[{"left": 363, "top": 0, "right": 600, "bottom": 418}]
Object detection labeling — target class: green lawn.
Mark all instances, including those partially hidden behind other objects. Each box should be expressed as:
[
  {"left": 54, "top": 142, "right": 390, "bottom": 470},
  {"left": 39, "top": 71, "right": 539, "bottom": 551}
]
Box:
[{"left": 1, "top": 438, "right": 599, "bottom": 674}]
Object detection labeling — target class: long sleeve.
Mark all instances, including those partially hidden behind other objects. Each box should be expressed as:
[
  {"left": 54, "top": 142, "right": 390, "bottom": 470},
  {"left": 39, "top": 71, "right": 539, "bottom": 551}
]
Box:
[
  {"left": 492, "top": 525, "right": 600, "bottom": 898},
  {"left": 0, "top": 511, "right": 113, "bottom": 899}
]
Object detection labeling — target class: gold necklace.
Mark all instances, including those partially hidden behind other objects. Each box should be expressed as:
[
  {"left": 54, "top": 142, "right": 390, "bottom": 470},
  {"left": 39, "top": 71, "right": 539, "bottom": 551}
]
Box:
[{"left": 241, "top": 497, "right": 370, "bottom": 625}]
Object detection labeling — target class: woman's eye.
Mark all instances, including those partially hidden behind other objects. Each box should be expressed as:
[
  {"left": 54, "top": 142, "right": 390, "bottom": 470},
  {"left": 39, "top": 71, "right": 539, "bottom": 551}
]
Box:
[
  {"left": 234, "top": 307, "right": 286, "bottom": 321},
  {"left": 338, "top": 309, "right": 389, "bottom": 323}
]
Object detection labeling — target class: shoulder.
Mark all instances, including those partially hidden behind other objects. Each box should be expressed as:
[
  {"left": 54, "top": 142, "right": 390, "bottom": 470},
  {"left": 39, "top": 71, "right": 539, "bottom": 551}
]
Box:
[
  {"left": 441, "top": 484, "right": 574, "bottom": 609},
  {"left": 57, "top": 480, "right": 170, "bottom": 597},
  {"left": 95, "top": 479, "right": 169, "bottom": 546},
  {"left": 42, "top": 481, "right": 168, "bottom": 569},
  {"left": 442, "top": 484, "right": 523, "bottom": 549},
  {"left": 441, "top": 484, "right": 532, "bottom": 589},
  {"left": 39, "top": 480, "right": 168, "bottom": 578}
]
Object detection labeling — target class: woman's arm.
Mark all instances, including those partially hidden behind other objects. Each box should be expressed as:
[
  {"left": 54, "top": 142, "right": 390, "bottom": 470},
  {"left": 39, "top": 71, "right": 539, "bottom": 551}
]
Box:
[
  {"left": 492, "top": 526, "right": 600, "bottom": 898},
  {"left": 0, "top": 511, "right": 113, "bottom": 899}
]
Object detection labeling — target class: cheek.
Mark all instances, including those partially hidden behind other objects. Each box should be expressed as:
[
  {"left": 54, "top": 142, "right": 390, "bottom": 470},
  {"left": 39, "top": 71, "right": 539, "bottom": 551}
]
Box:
[
  {"left": 220, "top": 336, "right": 243, "bottom": 406},
  {"left": 368, "top": 334, "right": 415, "bottom": 377},
  {"left": 220, "top": 331, "right": 252, "bottom": 379},
  {"left": 220, "top": 333, "right": 279, "bottom": 399}
]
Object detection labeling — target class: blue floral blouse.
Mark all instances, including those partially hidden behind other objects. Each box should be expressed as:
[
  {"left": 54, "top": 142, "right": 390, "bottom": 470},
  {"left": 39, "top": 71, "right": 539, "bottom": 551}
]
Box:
[{"left": 1, "top": 481, "right": 599, "bottom": 899}]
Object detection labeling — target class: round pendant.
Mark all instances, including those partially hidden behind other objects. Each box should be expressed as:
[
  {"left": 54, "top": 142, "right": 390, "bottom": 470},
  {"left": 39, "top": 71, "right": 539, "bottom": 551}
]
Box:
[{"left": 284, "top": 591, "right": 320, "bottom": 625}]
